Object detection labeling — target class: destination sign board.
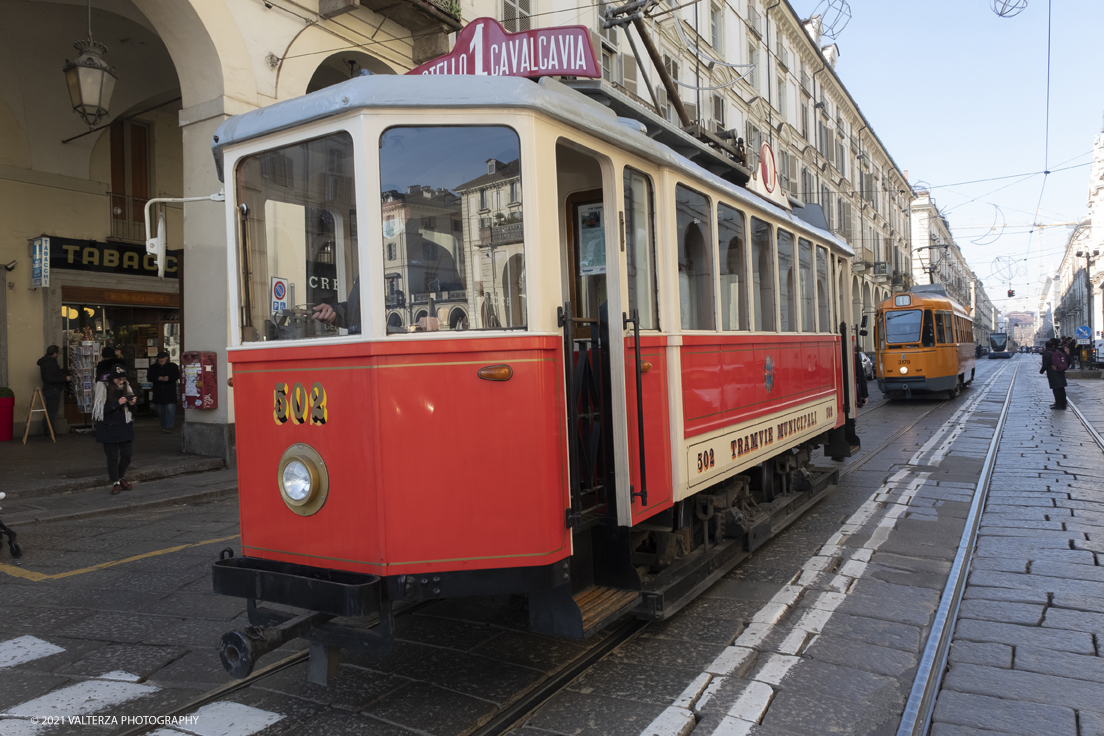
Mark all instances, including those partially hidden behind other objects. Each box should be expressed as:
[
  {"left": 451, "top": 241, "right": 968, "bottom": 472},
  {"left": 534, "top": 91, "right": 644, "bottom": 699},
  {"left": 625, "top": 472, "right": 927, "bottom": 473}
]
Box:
[{"left": 408, "top": 18, "right": 600, "bottom": 79}]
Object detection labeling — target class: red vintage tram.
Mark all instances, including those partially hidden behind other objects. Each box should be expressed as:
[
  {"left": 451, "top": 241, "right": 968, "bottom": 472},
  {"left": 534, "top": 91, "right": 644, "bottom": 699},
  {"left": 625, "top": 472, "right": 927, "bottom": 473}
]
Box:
[{"left": 199, "top": 37, "right": 862, "bottom": 682}]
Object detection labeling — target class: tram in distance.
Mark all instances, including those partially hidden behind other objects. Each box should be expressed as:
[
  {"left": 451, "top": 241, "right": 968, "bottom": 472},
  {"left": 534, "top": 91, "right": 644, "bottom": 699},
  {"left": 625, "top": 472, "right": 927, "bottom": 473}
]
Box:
[
  {"left": 988, "top": 331, "right": 1015, "bottom": 359},
  {"left": 201, "top": 62, "right": 866, "bottom": 682},
  {"left": 874, "top": 284, "right": 977, "bottom": 400}
]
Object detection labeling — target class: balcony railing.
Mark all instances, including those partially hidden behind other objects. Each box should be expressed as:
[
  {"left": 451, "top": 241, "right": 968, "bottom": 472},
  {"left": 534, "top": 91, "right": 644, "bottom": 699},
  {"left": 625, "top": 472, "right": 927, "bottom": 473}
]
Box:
[
  {"left": 479, "top": 222, "right": 524, "bottom": 246},
  {"left": 109, "top": 194, "right": 174, "bottom": 244},
  {"left": 747, "top": 5, "right": 762, "bottom": 36},
  {"left": 411, "top": 290, "right": 468, "bottom": 305}
]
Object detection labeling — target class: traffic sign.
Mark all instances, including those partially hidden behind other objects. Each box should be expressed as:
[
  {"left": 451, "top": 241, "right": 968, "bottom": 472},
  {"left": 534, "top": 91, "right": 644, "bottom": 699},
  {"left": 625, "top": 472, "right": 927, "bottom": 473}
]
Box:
[
  {"left": 271, "top": 277, "right": 289, "bottom": 313},
  {"left": 1076, "top": 325, "right": 1091, "bottom": 339}
]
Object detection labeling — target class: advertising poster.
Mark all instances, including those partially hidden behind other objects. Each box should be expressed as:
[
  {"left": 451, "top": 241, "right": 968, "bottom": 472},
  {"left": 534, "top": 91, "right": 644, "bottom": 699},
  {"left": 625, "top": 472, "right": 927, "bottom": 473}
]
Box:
[{"left": 577, "top": 203, "right": 606, "bottom": 275}]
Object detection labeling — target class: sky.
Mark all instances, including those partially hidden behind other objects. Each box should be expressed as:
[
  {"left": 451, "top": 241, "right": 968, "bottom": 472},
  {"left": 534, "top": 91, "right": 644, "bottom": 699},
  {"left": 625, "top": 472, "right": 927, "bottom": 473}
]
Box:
[{"left": 792, "top": 0, "right": 1103, "bottom": 317}]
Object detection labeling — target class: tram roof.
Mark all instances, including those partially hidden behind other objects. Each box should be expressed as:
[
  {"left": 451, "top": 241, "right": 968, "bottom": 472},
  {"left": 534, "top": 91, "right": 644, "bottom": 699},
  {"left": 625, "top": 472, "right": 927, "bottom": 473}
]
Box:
[{"left": 212, "top": 74, "right": 851, "bottom": 256}]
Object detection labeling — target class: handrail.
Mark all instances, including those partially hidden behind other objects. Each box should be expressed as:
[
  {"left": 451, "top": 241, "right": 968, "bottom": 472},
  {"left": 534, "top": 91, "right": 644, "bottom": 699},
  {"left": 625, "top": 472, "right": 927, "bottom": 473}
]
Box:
[{"left": 623, "top": 309, "right": 647, "bottom": 506}]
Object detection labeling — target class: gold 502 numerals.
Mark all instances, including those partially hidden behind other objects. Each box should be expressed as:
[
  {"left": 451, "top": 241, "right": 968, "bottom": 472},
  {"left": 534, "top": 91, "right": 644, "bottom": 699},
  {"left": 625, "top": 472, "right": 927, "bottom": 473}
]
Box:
[{"left": 273, "top": 382, "right": 328, "bottom": 426}]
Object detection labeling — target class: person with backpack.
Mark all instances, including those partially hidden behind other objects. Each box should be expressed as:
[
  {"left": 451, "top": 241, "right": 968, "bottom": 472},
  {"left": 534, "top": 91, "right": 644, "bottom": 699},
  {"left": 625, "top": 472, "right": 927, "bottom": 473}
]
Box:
[{"left": 1040, "top": 338, "right": 1068, "bottom": 410}]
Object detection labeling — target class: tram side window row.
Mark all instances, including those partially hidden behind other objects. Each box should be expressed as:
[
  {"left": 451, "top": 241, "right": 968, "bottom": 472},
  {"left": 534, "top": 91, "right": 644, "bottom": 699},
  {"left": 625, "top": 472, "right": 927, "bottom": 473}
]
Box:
[{"left": 672, "top": 184, "right": 836, "bottom": 334}]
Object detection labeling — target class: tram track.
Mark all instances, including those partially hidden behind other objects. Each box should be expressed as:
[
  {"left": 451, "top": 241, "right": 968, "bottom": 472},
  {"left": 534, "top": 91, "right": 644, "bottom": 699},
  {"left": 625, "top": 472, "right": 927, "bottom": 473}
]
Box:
[{"left": 896, "top": 365, "right": 1019, "bottom": 736}]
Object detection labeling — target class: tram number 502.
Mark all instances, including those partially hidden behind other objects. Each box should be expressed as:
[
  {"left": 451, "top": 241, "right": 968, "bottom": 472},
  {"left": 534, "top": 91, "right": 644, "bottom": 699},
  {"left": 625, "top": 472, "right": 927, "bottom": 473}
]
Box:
[
  {"left": 273, "top": 382, "right": 328, "bottom": 426},
  {"left": 696, "top": 449, "right": 715, "bottom": 474}
]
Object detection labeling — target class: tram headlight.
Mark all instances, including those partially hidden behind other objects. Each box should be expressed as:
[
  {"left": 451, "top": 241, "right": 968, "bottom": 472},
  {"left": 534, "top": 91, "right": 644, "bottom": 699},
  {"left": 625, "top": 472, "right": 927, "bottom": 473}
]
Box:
[
  {"left": 277, "top": 443, "right": 329, "bottom": 516},
  {"left": 900, "top": 366, "right": 908, "bottom": 375},
  {"left": 282, "top": 461, "right": 312, "bottom": 501}
]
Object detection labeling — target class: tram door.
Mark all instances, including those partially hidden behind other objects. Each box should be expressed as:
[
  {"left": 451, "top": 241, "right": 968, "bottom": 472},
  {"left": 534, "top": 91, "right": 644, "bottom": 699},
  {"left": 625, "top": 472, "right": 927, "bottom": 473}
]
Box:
[
  {"left": 556, "top": 144, "right": 672, "bottom": 528},
  {"left": 558, "top": 142, "right": 615, "bottom": 523}
]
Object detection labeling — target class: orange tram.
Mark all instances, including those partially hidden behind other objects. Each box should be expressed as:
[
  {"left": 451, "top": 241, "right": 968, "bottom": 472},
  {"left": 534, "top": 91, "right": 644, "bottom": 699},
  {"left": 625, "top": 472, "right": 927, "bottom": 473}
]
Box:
[
  {"left": 874, "top": 284, "right": 976, "bottom": 399},
  {"left": 202, "top": 66, "right": 864, "bottom": 682}
]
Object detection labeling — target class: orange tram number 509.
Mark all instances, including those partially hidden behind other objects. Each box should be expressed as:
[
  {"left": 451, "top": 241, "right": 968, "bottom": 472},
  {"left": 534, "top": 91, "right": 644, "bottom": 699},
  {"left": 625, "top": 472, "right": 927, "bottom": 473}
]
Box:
[
  {"left": 273, "top": 382, "right": 328, "bottom": 426},
  {"left": 697, "top": 449, "right": 715, "bottom": 474}
]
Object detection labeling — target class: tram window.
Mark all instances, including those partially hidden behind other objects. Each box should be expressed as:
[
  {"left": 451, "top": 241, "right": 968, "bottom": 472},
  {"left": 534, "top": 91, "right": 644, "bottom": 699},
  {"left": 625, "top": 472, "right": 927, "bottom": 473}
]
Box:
[
  {"left": 816, "top": 245, "right": 829, "bottom": 332},
  {"left": 750, "top": 218, "right": 776, "bottom": 331},
  {"left": 379, "top": 126, "right": 524, "bottom": 333},
  {"left": 884, "top": 309, "right": 922, "bottom": 344},
  {"left": 235, "top": 132, "right": 360, "bottom": 343},
  {"left": 777, "top": 229, "right": 796, "bottom": 332},
  {"left": 624, "top": 168, "right": 659, "bottom": 330},
  {"left": 799, "top": 238, "right": 815, "bottom": 333},
  {"left": 676, "top": 184, "right": 715, "bottom": 330},
  {"left": 935, "top": 311, "right": 947, "bottom": 344},
  {"left": 718, "top": 203, "right": 747, "bottom": 331},
  {"left": 922, "top": 310, "right": 935, "bottom": 347}
]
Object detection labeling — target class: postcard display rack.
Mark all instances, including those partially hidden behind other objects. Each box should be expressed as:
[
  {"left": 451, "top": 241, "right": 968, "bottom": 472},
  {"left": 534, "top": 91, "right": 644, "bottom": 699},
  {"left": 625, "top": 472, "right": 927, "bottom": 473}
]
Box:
[{"left": 68, "top": 339, "right": 100, "bottom": 426}]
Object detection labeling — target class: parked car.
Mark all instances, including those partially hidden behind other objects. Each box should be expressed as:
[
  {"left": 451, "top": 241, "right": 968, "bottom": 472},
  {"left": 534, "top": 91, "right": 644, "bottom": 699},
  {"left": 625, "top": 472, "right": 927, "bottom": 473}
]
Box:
[{"left": 860, "top": 352, "right": 875, "bottom": 380}]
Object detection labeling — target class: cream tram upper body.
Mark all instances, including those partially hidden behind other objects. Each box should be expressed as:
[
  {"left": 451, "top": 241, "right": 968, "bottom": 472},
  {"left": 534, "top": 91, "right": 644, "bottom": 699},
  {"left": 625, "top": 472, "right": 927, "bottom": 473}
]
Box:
[{"left": 215, "top": 74, "right": 855, "bottom": 528}]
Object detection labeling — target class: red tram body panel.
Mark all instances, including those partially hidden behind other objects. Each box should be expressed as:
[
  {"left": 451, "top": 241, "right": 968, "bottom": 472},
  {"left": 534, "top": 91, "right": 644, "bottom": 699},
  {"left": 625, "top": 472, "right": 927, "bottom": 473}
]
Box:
[
  {"left": 679, "top": 335, "right": 843, "bottom": 439},
  {"left": 230, "top": 337, "right": 570, "bottom": 576}
]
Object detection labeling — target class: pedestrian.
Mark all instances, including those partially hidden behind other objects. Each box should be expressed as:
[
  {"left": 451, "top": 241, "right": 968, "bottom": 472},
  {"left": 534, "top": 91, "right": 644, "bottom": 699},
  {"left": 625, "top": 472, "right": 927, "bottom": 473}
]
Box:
[
  {"left": 36, "top": 345, "right": 69, "bottom": 434},
  {"left": 93, "top": 364, "right": 136, "bottom": 495},
  {"left": 1039, "top": 338, "right": 1068, "bottom": 410},
  {"left": 854, "top": 347, "right": 869, "bottom": 409},
  {"left": 95, "top": 345, "right": 125, "bottom": 381},
  {"left": 146, "top": 351, "right": 180, "bottom": 433}
]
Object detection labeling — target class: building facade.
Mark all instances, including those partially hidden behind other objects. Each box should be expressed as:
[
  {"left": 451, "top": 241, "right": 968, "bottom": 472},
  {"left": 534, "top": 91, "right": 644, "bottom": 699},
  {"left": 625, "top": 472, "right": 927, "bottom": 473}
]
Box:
[
  {"left": 910, "top": 190, "right": 997, "bottom": 345},
  {"left": 1053, "top": 129, "right": 1104, "bottom": 348}
]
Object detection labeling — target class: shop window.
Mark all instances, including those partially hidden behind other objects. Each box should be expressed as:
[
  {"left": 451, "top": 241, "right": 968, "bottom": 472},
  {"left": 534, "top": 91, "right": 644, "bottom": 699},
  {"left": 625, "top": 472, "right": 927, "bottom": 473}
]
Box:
[
  {"left": 235, "top": 132, "right": 360, "bottom": 342},
  {"left": 380, "top": 126, "right": 524, "bottom": 333}
]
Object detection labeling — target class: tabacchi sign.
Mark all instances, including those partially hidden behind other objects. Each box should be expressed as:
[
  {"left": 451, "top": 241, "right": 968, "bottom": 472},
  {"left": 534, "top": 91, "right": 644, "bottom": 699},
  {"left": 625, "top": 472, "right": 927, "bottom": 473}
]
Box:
[{"left": 408, "top": 18, "right": 600, "bottom": 78}]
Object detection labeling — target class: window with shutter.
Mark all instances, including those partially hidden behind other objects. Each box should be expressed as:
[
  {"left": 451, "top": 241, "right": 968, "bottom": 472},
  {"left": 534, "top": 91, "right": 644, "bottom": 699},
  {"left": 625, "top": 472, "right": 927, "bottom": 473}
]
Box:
[
  {"left": 712, "top": 94, "right": 725, "bottom": 134},
  {"left": 622, "top": 54, "right": 638, "bottom": 95},
  {"left": 503, "top": 0, "right": 531, "bottom": 32}
]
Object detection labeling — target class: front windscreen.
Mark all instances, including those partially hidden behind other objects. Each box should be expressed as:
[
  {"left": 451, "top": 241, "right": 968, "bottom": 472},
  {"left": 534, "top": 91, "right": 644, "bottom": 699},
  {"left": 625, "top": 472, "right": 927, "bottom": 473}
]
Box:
[
  {"left": 379, "top": 126, "right": 524, "bottom": 334},
  {"left": 884, "top": 309, "right": 922, "bottom": 344},
  {"left": 990, "top": 334, "right": 1008, "bottom": 351},
  {"left": 235, "top": 132, "right": 359, "bottom": 343}
]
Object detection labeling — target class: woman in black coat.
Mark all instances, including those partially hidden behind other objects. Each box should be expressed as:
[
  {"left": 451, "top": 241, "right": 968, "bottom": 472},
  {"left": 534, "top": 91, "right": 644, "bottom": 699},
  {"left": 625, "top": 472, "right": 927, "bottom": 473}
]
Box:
[
  {"left": 93, "top": 364, "right": 137, "bottom": 494},
  {"left": 1039, "top": 339, "right": 1067, "bottom": 410}
]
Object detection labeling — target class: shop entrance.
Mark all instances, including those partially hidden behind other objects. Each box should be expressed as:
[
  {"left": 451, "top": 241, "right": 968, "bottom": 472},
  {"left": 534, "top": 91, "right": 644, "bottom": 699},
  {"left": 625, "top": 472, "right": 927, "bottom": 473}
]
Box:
[{"left": 60, "top": 288, "right": 183, "bottom": 426}]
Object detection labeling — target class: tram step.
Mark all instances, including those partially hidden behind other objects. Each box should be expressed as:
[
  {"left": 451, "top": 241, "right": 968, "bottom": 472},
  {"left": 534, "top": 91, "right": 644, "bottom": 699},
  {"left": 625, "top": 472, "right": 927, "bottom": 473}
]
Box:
[
  {"left": 575, "top": 586, "right": 641, "bottom": 635},
  {"left": 529, "top": 584, "right": 640, "bottom": 639}
]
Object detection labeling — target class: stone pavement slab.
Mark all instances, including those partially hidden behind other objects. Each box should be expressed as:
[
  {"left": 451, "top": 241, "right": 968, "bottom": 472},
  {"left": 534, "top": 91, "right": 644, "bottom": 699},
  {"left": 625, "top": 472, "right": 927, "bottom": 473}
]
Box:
[{"left": 932, "top": 375, "right": 1104, "bottom": 736}]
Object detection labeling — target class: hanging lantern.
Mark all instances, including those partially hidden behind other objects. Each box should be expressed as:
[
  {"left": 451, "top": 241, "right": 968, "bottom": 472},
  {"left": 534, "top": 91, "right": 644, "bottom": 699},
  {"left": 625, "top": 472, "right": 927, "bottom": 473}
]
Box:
[{"left": 63, "top": 38, "right": 117, "bottom": 128}]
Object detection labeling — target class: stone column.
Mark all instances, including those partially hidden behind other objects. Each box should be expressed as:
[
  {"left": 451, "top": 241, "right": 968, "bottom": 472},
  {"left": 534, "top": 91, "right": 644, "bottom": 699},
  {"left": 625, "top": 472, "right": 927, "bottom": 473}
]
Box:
[{"left": 178, "top": 101, "right": 250, "bottom": 464}]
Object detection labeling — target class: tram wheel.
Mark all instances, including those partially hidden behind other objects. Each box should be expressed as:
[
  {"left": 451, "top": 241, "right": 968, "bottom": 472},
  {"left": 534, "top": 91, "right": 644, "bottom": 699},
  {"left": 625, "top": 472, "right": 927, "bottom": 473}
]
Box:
[
  {"left": 949, "top": 380, "right": 962, "bottom": 399},
  {"left": 9, "top": 543, "right": 22, "bottom": 559}
]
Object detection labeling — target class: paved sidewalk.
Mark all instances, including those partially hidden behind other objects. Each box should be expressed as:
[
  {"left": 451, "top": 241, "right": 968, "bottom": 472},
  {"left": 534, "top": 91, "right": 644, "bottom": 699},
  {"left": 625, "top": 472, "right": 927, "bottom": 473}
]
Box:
[
  {"left": 1, "top": 418, "right": 224, "bottom": 500},
  {"left": 930, "top": 371, "right": 1104, "bottom": 735}
]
